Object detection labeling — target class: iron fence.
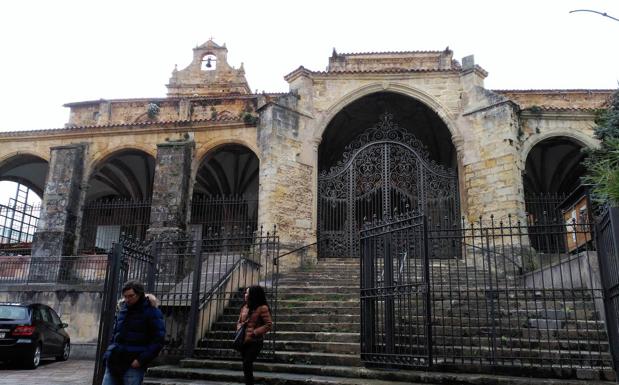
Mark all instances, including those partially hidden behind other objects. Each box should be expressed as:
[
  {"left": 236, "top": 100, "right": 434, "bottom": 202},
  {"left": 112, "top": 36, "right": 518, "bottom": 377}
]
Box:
[
  {"left": 0, "top": 255, "right": 107, "bottom": 284},
  {"left": 597, "top": 207, "right": 619, "bottom": 374},
  {"left": 361, "top": 212, "right": 611, "bottom": 378},
  {"left": 189, "top": 196, "right": 258, "bottom": 242},
  {"left": 93, "top": 227, "right": 279, "bottom": 385},
  {"left": 79, "top": 199, "right": 151, "bottom": 254}
]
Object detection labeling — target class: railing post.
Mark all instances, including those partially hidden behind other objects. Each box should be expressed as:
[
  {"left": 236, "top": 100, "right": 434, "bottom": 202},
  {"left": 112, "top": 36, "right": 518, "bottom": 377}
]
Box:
[
  {"left": 485, "top": 226, "right": 497, "bottom": 365},
  {"left": 423, "top": 215, "right": 433, "bottom": 367},
  {"left": 92, "top": 242, "right": 123, "bottom": 385},
  {"left": 185, "top": 238, "right": 203, "bottom": 358},
  {"left": 596, "top": 208, "right": 619, "bottom": 376}
]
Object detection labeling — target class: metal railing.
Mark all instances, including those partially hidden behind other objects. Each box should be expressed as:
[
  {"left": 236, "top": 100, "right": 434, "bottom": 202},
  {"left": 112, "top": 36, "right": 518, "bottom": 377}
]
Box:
[
  {"left": 360, "top": 212, "right": 611, "bottom": 378},
  {"left": 79, "top": 199, "right": 151, "bottom": 254}
]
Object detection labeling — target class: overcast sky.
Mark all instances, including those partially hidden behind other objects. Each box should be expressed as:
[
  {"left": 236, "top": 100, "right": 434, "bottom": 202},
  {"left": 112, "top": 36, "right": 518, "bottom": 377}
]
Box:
[{"left": 0, "top": 0, "right": 617, "bottom": 132}]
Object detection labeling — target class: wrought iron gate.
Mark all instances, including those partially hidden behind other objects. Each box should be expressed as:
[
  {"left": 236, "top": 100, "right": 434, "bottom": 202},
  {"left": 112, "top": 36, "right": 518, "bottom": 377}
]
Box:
[
  {"left": 597, "top": 207, "right": 619, "bottom": 373},
  {"left": 360, "top": 214, "right": 431, "bottom": 367},
  {"left": 318, "top": 112, "right": 459, "bottom": 258},
  {"left": 361, "top": 211, "right": 614, "bottom": 378}
]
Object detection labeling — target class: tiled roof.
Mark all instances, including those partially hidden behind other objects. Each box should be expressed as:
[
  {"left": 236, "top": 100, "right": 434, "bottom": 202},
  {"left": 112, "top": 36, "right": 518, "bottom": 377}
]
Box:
[
  {"left": 522, "top": 106, "right": 600, "bottom": 112},
  {"left": 0, "top": 117, "right": 246, "bottom": 137},
  {"left": 63, "top": 94, "right": 260, "bottom": 107},
  {"left": 493, "top": 89, "right": 614, "bottom": 94}
]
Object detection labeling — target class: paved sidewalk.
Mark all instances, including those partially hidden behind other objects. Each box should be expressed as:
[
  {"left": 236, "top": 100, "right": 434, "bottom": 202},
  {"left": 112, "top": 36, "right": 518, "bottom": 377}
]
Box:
[{"left": 0, "top": 359, "right": 94, "bottom": 385}]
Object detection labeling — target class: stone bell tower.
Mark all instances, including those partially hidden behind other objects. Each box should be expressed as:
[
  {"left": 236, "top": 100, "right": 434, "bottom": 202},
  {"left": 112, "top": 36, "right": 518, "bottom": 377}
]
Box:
[{"left": 166, "top": 39, "right": 251, "bottom": 97}]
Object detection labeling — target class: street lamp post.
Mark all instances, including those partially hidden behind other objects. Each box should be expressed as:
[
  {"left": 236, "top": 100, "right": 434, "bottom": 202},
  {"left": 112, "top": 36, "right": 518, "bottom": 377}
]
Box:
[{"left": 570, "top": 9, "right": 619, "bottom": 23}]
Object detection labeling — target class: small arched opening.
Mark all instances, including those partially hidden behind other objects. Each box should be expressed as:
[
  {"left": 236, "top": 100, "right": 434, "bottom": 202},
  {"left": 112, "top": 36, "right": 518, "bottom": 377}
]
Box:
[
  {"left": 190, "top": 144, "right": 259, "bottom": 241},
  {"left": 80, "top": 149, "right": 155, "bottom": 253}
]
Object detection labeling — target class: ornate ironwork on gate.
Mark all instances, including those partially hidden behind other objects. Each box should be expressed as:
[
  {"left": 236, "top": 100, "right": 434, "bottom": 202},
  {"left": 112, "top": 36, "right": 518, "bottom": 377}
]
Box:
[{"left": 318, "top": 113, "right": 459, "bottom": 258}]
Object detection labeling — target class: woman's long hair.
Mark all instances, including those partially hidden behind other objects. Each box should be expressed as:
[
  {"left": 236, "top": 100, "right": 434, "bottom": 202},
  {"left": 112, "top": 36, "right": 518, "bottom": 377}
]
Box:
[{"left": 246, "top": 285, "right": 269, "bottom": 312}]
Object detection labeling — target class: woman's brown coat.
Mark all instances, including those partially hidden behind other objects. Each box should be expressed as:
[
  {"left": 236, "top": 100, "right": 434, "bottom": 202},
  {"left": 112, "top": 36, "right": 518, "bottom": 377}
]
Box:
[{"left": 237, "top": 304, "right": 272, "bottom": 344}]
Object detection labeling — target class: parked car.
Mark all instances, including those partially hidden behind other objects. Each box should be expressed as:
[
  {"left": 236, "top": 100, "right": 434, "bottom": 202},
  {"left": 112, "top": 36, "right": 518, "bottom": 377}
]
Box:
[{"left": 0, "top": 303, "right": 70, "bottom": 369}]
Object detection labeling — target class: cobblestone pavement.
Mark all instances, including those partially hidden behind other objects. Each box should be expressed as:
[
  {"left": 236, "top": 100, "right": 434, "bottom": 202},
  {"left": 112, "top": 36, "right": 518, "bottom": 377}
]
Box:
[{"left": 0, "top": 359, "right": 94, "bottom": 385}]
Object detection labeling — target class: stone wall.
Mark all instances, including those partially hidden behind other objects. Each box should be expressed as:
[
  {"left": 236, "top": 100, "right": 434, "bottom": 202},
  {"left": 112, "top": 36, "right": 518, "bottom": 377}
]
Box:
[{"left": 258, "top": 96, "right": 316, "bottom": 268}]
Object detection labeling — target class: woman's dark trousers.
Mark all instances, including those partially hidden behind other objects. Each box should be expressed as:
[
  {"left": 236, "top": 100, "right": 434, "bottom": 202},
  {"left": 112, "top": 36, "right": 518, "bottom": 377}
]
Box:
[{"left": 240, "top": 340, "right": 263, "bottom": 385}]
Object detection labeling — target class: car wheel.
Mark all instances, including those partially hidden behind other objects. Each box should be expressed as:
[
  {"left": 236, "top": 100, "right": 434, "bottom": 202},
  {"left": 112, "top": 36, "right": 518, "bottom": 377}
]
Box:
[
  {"left": 56, "top": 341, "right": 70, "bottom": 361},
  {"left": 26, "top": 343, "right": 41, "bottom": 369}
]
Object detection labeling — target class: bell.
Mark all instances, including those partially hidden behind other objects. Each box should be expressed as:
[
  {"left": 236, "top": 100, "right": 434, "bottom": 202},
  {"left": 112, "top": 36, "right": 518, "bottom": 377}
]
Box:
[{"left": 206, "top": 57, "right": 212, "bottom": 68}]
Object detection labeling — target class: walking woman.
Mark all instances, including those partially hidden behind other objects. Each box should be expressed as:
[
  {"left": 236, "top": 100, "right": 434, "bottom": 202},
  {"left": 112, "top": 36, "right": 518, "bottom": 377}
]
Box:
[{"left": 237, "top": 285, "right": 273, "bottom": 385}]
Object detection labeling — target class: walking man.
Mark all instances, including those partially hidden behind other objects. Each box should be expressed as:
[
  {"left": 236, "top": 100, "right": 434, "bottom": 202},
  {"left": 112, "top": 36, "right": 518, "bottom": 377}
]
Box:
[{"left": 102, "top": 280, "right": 165, "bottom": 385}]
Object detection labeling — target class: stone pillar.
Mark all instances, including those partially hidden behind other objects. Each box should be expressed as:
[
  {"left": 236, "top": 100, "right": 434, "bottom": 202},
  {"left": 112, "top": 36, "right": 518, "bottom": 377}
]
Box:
[
  {"left": 257, "top": 95, "right": 315, "bottom": 270},
  {"left": 147, "top": 140, "right": 195, "bottom": 242},
  {"left": 32, "top": 144, "right": 87, "bottom": 257}
]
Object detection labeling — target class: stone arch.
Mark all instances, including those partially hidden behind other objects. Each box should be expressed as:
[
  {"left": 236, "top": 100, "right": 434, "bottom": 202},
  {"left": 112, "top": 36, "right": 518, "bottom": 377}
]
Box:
[
  {"left": 88, "top": 144, "right": 156, "bottom": 174},
  {"left": 85, "top": 147, "right": 156, "bottom": 202},
  {"left": 315, "top": 83, "right": 460, "bottom": 145},
  {"left": 521, "top": 130, "right": 598, "bottom": 165},
  {"left": 190, "top": 141, "right": 260, "bottom": 239},
  {"left": 193, "top": 138, "right": 261, "bottom": 179},
  {"left": 523, "top": 133, "right": 592, "bottom": 196},
  {"left": 193, "top": 141, "right": 260, "bottom": 198},
  {"left": 0, "top": 152, "right": 49, "bottom": 197}
]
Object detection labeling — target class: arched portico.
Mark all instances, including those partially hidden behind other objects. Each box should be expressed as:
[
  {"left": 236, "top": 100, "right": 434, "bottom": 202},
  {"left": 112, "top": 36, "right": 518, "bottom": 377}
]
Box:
[
  {"left": 190, "top": 143, "right": 260, "bottom": 240},
  {"left": 316, "top": 91, "right": 460, "bottom": 258}
]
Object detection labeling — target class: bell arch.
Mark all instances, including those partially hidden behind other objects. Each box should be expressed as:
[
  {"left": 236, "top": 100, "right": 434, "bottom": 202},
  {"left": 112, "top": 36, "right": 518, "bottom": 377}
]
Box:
[{"left": 318, "top": 91, "right": 459, "bottom": 258}]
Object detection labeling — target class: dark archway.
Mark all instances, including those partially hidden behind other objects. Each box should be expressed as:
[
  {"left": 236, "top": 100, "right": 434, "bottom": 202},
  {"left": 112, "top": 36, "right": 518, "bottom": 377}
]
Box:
[
  {"left": 523, "top": 137, "right": 588, "bottom": 255},
  {"left": 0, "top": 155, "right": 48, "bottom": 250},
  {"left": 524, "top": 137, "right": 586, "bottom": 196},
  {"left": 80, "top": 150, "right": 155, "bottom": 253},
  {"left": 0, "top": 154, "right": 48, "bottom": 198},
  {"left": 86, "top": 150, "right": 156, "bottom": 202},
  {"left": 191, "top": 144, "right": 259, "bottom": 239},
  {"left": 320, "top": 92, "right": 456, "bottom": 172},
  {"left": 318, "top": 93, "right": 459, "bottom": 258}
]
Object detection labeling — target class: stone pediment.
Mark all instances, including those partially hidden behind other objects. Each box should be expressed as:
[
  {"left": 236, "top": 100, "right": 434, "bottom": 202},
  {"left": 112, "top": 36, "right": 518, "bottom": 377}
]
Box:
[{"left": 327, "top": 47, "right": 458, "bottom": 72}]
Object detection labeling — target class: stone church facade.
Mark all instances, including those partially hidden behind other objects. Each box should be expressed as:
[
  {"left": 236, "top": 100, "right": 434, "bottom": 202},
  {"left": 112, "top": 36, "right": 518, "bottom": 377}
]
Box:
[{"left": 0, "top": 39, "right": 612, "bottom": 261}]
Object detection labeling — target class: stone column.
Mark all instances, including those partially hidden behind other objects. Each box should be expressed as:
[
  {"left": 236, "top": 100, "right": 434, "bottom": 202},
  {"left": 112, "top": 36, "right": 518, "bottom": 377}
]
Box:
[
  {"left": 257, "top": 96, "right": 315, "bottom": 270},
  {"left": 32, "top": 144, "right": 86, "bottom": 257},
  {"left": 147, "top": 139, "right": 195, "bottom": 242}
]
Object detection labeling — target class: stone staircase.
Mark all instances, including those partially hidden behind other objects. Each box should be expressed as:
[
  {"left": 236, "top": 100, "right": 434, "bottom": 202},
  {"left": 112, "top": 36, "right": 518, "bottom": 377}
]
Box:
[{"left": 145, "top": 257, "right": 616, "bottom": 385}]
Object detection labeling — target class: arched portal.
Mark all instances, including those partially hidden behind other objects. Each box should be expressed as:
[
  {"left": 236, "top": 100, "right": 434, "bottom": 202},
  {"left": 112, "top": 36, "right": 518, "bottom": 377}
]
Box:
[
  {"left": 80, "top": 150, "right": 155, "bottom": 253},
  {"left": 190, "top": 144, "right": 259, "bottom": 240},
  {"left": 0, "top": 155, "right": 48, "bottom": 252},
  {"left": 523, "top": 136, "right": 588, "bottom": 254},
  {"left": 318, "top": 92, "right": 459, "bottom": 258}
]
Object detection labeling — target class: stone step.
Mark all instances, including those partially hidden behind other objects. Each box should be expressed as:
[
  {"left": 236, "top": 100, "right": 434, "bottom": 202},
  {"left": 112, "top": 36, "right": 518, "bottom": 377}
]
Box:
[
  {"left": 206, "top": 330, "right": 359, "bottom": 343},
  {"left": 212, "top": 321, "right": 360, "bottom": 333},
  {"left": 224, "top": 306, "right": 360, "bottom": 316},
  {"left": 174, "top": 359, "right": 616, "bottom": 383},
  {"left": 219, "top": 314, "right": 359, "bottom": 323},
  {"left": 145, "top": 367, "right": 417, "bottom": 385},
  {"left": 192, "top": 349, "right": 363, "bottom": 367},
  {"left": 200, "top": 338, "right": 360, "bottom": 354},
  {"left": 276, "top": 285, "right": 360, "bottom": 293}
]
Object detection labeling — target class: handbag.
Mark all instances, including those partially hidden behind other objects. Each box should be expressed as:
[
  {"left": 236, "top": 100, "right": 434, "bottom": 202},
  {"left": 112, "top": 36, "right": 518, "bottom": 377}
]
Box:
[
  {"left": 233, "top": 308, "right": 252, "bottom": 352},
  {"left": 232, "top": 323, "right": 246, "bottom": 351}
]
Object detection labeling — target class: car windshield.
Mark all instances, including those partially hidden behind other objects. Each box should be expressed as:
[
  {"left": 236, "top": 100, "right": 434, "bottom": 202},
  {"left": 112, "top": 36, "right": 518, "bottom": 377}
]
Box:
[{"left": 0, "top": 305, "right": 28, "bottom": 320}]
